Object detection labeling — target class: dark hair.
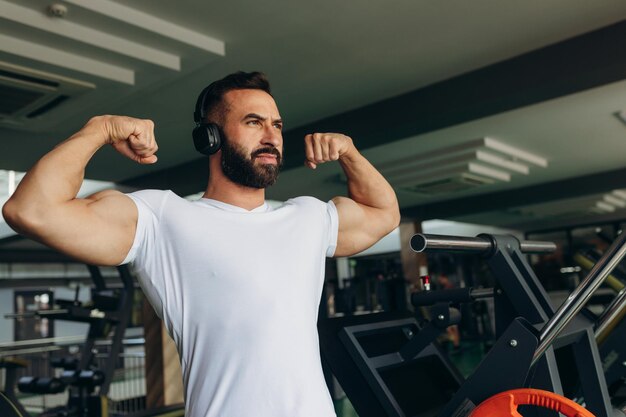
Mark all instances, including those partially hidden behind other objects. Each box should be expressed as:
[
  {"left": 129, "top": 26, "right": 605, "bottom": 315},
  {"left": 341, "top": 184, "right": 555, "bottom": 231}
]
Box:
[{"left": 196, "top": 71, "right": 271, "bottom": 124}]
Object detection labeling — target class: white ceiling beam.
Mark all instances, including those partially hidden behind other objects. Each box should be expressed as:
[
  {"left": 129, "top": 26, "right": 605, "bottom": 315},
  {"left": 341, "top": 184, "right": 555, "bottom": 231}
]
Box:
[
  {"left": 468, "top": 162, "right": 511, "bottom": 182},
  {"left": 63, "top": 0, "right": 226, "bottom": 56},
  {"left": 475, "top": 150, "right": 529, "bottom": 174},
  {"left": 0, "top": 33, "right": 134, "bottom": 85},
  {"left": 483, "top": 137, "right": 548, "bottom": 168},
  {"left": 0, "top": 0, "right": 180, "bottom": 71}
]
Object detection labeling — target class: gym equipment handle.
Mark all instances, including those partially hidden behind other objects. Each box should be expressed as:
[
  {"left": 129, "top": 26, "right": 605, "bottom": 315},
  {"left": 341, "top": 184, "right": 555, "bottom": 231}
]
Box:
[
  {"left": 533, "top": 230, "right": 626, "bottom": 366},
  {"left": 595, "top": 283, "right": 626, "bottom": 344},
  {"left": 410, "top": 234, "right": 556, "bottom": 254}
]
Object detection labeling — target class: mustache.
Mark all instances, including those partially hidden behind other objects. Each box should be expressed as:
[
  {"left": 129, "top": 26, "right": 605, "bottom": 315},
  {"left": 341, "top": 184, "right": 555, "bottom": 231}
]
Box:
[{"left": 251, "top": 147, "right": 281, "bottom": 159}]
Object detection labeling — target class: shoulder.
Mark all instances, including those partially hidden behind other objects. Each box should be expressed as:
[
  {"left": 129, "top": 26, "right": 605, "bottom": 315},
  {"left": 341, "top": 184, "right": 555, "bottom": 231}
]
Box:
[
  {"left": 127, "top": 189, "right": 174, "bottom": 199},
  {"left": 125, "top": 189, "right": 179, "bottom": 215},
  {"left": 281, "top": 196, "right": 336, "bottom": 218},
  {"left": 285, "top": 196, "right": 327, "bottom": 208}
]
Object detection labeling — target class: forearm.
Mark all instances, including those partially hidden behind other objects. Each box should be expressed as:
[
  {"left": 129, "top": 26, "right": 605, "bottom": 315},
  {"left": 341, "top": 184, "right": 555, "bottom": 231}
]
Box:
[{"left": 339, "top": 147, "right": 399, "bottom": 221}]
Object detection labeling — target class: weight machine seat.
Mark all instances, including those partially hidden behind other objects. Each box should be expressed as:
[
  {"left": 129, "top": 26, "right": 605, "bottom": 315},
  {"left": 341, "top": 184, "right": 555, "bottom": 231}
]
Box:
[{"left": 0, "top": 392, "right": 24, "bottom": 417}]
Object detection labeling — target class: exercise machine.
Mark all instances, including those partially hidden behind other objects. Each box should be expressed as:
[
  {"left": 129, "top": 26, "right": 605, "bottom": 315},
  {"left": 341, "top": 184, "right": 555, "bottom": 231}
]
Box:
[
  {"left": 320, "top": 233, "right": 626, "bottom": 416},
  {"left": 0, "top": 357, "right": 29, "bottom": 417},
  {"left": 4, "top": 264, "right": 134, "bottom": 417}
]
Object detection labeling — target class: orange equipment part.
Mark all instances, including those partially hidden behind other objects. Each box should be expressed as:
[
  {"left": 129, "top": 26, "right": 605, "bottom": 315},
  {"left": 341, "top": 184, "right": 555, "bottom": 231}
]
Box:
[{"left": 469, "top": 388, "right": 595, "bottom": 417}]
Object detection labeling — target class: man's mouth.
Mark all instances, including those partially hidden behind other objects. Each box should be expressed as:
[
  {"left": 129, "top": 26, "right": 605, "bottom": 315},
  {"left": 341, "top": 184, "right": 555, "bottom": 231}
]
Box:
[{"left": 252, "top": 148, "right": 281, "bottom": 164}]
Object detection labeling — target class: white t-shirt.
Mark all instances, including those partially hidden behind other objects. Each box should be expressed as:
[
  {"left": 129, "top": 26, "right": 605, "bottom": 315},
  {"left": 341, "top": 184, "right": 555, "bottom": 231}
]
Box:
[{"left": 122, "top": 190, "right": 339, "bottom": 417}]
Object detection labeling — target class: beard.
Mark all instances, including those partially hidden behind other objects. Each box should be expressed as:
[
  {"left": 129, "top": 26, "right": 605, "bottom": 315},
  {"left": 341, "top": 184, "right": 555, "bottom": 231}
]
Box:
[{"left": 220, "top": 139, "right": 283, "bottom": 189}]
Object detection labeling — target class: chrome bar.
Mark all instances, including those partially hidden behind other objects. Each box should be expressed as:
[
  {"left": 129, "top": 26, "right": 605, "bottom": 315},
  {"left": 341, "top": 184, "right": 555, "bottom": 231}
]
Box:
[
  {"left": 532, "top": 231, "right": 626, "bottom": 366},
  {"left": 470, "top": 288, "right": 495, "bottom": 299},
  {"left": 4, "top": 309, "right": 68, "bottom": 319},
  {"left": 0, "top": 335, "right": 84, "bottom": 350},
  {"left": 0, "top": 345, "right": 61, "bottom": 357},
  {"left": 410, "top": 233, "right": 556, "bottom": 254},
  {"left": 410, "top": 234, "right": 492, "bottom": 254},
  {"left": 520, "top": 240, "right": 557, "bottom": 254},
  {"left": 595, "top": 285, "right": 626, "bottom": 344}
]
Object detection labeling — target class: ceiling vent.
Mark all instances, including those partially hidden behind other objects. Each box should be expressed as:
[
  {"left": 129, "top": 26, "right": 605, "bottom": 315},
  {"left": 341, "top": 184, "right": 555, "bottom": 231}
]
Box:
[
  {"left": 509, "top": 189, "right": 626, "bottom": 220},
  {"left": 0, "top": 61, "right": 94, "bottom": 126},
  {"left": 378, "top": 137, "right": 548, "bottom": 196},
  {"left": 403, "top": 174, "right": 491, "bottom": 194},
  {"left": 400, "top": 164, "right": 499, "bottom": 194}
]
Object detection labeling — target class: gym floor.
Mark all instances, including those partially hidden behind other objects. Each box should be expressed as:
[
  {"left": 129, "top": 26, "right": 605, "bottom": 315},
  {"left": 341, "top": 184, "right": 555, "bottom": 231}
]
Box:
[{"left": 332, "top": 340, "right": 485, "bottom": 417}]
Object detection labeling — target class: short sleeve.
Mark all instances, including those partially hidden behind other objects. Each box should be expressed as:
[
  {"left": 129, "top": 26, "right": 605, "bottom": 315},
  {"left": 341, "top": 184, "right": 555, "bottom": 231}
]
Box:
[
  {"left": 118, "top": 190, "right": 165, "bottom": 266},
  {"left": 325, "top": 200, "right": 339, "bottom": 257}
]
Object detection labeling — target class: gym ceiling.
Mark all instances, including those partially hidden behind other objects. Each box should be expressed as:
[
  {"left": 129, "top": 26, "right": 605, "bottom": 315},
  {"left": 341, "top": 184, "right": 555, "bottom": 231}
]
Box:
[{"left": 2, "top": 0, "right": 626, "bottom": 233}]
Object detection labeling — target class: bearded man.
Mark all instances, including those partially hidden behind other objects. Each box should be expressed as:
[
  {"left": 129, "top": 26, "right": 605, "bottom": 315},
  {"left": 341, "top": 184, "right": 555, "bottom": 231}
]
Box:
[{"left": 3, "top": 71, "right": 400, "bottom": 417}]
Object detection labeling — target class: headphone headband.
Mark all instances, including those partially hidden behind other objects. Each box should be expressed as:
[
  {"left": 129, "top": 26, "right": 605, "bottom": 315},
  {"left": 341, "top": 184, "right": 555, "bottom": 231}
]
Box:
[
  {"left": 192, "top": 85, "right": 222, "bottom": 156},
  {"left": 193, "top": 85, "right": 212, "bottom": 124}
]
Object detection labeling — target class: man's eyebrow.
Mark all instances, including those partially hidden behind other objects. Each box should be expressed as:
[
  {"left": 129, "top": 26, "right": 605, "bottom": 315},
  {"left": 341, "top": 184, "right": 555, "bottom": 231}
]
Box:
[
  {"left": 243, "top": 113, "right": 283, "bottom": 125},
  {"left": 243, "top": 113, "right": 265, "bottom": 120}
]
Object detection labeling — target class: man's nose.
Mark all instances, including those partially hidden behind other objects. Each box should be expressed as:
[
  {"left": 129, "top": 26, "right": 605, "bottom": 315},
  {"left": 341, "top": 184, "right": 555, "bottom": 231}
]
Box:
[{"left": 261, "top": 124, "right": 282, "bottom": 148}]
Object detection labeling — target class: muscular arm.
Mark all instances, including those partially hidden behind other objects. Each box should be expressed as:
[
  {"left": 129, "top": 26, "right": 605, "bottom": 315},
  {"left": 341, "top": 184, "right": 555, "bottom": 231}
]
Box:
[
  {"left": 2, "top": 115, "right": 158, "bottom": 265},
  {"left": 304, "top": 133, "right": 400, "bottom": 257}
]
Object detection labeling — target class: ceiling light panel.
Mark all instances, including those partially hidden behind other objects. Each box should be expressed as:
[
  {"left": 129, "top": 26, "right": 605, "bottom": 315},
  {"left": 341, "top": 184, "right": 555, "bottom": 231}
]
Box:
[
  {"left": 0, "top": 1, "right": 180, "bottom": 70},
  {"left": 382, "top": 137, "right": 546, "bottom": 195},
  {"left": 603, "top": 194, "right": 626, "bottom": 208},
  {"left": 0, "top": 33, "right": 134, "bottom": 84},
  {"left": 63, "top": 0, "right": 225, "bottom": 55},
  {"left": 0, "top": 0, "right": 225, "bottom": 129}
]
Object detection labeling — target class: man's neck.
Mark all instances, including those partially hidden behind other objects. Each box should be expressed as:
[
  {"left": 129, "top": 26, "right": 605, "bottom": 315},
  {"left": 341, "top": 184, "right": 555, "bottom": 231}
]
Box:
[{"left": 203, "top": 178, "right": 266, "bottom": 211}]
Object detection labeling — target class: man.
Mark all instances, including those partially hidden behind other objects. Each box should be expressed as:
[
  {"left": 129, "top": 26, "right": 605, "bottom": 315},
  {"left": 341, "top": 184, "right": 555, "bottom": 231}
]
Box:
[{"left": 3, "top": 72, "right": 400, "bottom": 417}]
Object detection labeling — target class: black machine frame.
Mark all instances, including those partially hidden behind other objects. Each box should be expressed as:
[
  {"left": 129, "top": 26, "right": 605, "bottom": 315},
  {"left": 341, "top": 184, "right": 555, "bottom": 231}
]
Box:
[
  {"left": 3, "top": 264, "right": 135, "bottom": 417},
  {"left": 320, "top": 233, "right": 626, "bottom": 417}
]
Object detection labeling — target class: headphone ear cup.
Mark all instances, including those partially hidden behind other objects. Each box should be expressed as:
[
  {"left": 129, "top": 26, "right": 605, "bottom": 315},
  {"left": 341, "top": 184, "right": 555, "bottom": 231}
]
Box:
[{"left": 192, "top": 123, "right": 222, "bottom": 155}]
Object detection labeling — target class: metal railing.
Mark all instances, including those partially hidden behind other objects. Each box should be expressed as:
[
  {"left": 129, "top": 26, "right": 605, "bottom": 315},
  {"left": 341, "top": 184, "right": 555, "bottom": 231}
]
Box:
[{"left": 0, "top": 335, "right": 148, "bottom": 416}]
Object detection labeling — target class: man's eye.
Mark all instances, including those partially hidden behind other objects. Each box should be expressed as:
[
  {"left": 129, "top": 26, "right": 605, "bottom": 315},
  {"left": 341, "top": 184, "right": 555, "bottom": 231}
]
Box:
[
  {"left": 247, "top": 120, "right": 260, "bottom": 125},
  {"left": 274, "top": 123, "right": 283, "bottom": 130}
]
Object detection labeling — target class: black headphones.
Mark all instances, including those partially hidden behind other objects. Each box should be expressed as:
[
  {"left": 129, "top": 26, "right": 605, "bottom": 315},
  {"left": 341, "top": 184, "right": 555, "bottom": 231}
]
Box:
[{"left": 192, "top": 86, "right": 222, "bottom": 156}]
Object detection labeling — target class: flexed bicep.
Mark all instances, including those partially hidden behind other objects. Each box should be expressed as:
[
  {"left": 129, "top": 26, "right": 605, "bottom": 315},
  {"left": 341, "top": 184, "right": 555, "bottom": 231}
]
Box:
[
  {"left": 5, "top": 190, "right": 138, "bottom": 266},
  {"left": 332, "top": 196, "right": 396, "bottom": 257}
]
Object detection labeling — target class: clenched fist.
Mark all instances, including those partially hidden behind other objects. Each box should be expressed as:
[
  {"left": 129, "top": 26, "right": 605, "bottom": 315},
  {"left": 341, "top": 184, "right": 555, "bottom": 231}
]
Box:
[
  {"left": 86, "top": 115, "right": 159, "bottom": 164},
  {"left": 304, "top": 133, "right": 355, "bottom": 169}
]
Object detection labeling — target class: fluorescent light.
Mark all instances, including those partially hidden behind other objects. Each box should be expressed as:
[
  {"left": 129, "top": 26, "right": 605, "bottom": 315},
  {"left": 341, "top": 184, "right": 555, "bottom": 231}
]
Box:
[
  {"left": 476, "top": 150, "right": 529, "bottom": 174},
  {"left": 483, "top": 137, "right": 548, "bottom": 168},
  {"left": 596, "top": 201, "right": 616, "bottom": 212},
  {"left": 468, "top": 162, "right": 510, "bottom": 182},
  {"left": 376, "top": 136, "right": 543, "bottom": 195},
  {"left": 604, "top": 194, "right": 626, "bottom": 208},
  {"left": 8, "top": 170, "right": 15, "bottom": 196},
  {"left": 612, "top": 190, "right": 626, "bottom": 200},
  {"left": 392, "top": 164, "right": 496, "bottom": 188}
]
